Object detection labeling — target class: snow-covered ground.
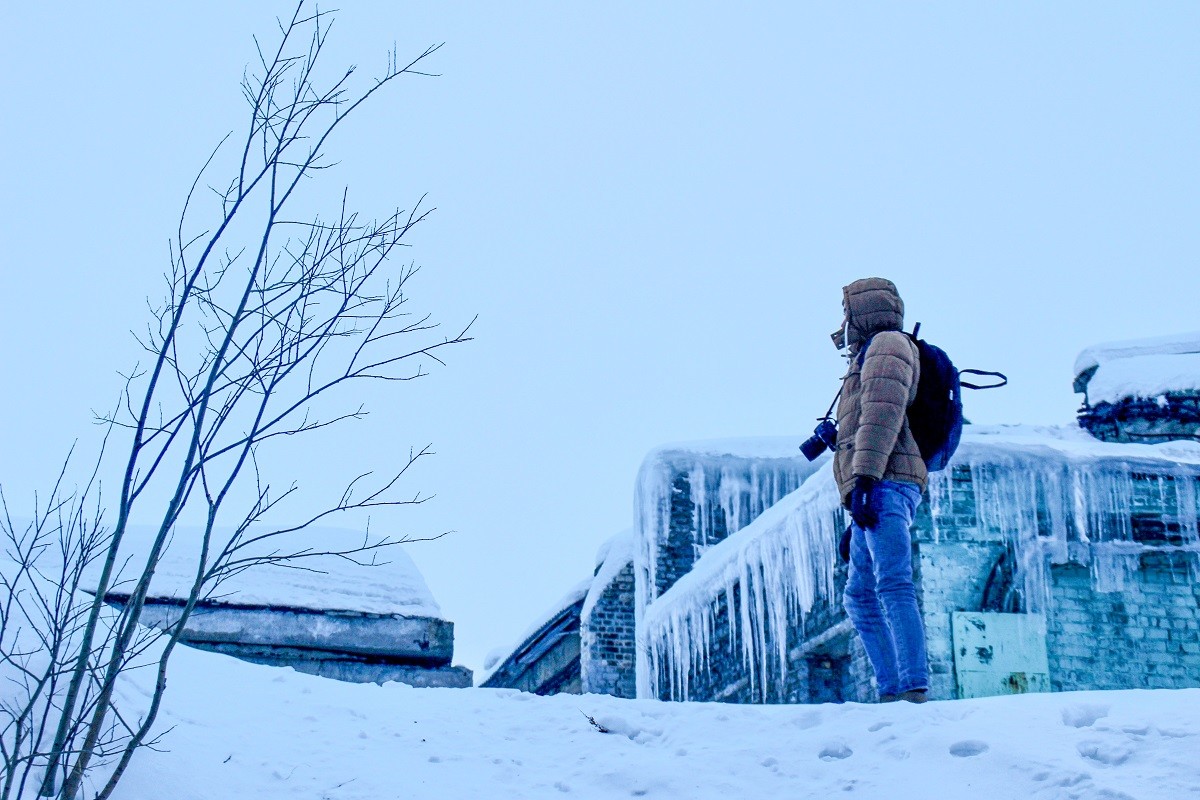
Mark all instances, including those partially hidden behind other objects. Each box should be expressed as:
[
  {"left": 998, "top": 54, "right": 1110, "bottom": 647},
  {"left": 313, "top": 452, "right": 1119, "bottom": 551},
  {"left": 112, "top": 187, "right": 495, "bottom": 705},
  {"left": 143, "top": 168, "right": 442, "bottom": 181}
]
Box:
[{"left": 109, "top": 644, "right": 1200, "bottom": 800}]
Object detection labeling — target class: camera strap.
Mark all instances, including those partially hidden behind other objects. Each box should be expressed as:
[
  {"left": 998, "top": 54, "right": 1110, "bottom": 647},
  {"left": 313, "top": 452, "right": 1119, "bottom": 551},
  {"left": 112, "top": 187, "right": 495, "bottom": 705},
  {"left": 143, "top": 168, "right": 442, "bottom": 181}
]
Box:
[{"left": 820, "top": 386, "right": 842, "bottom": 422}]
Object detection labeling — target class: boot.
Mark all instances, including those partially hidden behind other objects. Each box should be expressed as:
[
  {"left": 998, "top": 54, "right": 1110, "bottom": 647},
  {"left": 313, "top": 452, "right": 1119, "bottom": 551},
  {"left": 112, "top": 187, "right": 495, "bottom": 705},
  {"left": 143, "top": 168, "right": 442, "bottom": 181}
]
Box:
[{"left": 899, "top": 689, "right": 928, "bottom": 704}]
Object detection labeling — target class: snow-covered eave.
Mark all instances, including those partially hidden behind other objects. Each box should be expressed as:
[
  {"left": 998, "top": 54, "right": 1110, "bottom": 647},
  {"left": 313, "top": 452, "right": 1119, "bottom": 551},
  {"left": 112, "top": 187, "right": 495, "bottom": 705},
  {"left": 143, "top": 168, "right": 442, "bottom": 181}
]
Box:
[
  {"left": 1073, "top": 330, "right": 1200, "bottom": 381},
  {"left": 477, "top": 578, "right": 591, "bottom": 687}
]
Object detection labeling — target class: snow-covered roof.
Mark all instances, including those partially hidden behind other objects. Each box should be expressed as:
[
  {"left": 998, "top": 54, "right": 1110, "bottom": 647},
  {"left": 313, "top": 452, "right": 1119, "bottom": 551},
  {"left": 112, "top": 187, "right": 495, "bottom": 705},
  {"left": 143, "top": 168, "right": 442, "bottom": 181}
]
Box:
[
  {"left": 634, "top": 437, "right": 825, "bottom": 581},
  {"left": 957, "top": 422, "right": 1200, "bottom": 463},
  {"left": 94, "top": 523, "right": 442, "bottom": 618},
  {"left": 1081, "top": 353, "right": 1200, "bottom": 405},
  {"left": 1074, "top": 331, "right": 1200, "bottom": 400},
  {"left": 649, "top": 423, "right": 1200, "bottom": 627},
  {"left": 477, "top": 577, "right": 591, "bottom": 686},
  {"left": 1074, "top": 331, "right": 1200, "bottom": 378}
]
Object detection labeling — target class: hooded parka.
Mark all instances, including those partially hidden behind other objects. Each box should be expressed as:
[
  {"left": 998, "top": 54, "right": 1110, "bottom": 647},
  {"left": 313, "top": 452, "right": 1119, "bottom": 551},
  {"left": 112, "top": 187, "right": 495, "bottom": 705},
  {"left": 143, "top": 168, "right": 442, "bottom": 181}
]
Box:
[{"left": 832, "top": 278, "right": 928, "bottom": 506}]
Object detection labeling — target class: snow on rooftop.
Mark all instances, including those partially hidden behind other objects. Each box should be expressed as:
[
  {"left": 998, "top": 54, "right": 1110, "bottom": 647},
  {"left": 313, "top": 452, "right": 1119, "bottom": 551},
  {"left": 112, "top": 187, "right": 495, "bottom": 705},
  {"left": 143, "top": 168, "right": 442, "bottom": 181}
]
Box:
[
  {"left": 94, "top": 523, "right": 442, "bottom": 618},
  {"left": 957, "top": 423, "right": 1200, "bottom": 463},
  {"left": 476, "top": 577, "right": 591, "bottom": 686},
  {"left": 582, "top": 529, "right": 634, "bottom": 621},
  {"left": 1081, "top": 353, "right": 1200, "bottom": 405},
  {"left": 1074, "top": 331, "right": 1200, "bottom": 379},
  {"left": 592, "top": 528, "right": 629, "bottom": 572}
]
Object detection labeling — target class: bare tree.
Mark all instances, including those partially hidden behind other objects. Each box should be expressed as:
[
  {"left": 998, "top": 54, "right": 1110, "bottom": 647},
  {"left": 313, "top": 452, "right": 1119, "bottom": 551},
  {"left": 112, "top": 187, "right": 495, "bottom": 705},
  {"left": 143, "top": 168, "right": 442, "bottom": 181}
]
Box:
[{"left": 1, "top": 5, "right": 470, "bottom": 798}]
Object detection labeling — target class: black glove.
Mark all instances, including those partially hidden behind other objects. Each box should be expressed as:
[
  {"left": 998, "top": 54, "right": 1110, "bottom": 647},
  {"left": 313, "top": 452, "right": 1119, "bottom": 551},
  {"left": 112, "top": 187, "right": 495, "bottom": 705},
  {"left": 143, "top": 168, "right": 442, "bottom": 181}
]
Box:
[
  {"left": 838, "top": 525, "right": 853, "bottom": 563},
  {"left": 850, "top": 475, "right": 878, "bottom": 530}
]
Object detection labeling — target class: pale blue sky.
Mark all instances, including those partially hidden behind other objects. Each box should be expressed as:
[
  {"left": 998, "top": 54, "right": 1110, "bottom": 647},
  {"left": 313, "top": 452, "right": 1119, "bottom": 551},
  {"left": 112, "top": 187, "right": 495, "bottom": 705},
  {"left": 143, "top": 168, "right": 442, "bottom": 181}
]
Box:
[{"left": 2, "top": 3, "right": 1197, "bottom": 671}]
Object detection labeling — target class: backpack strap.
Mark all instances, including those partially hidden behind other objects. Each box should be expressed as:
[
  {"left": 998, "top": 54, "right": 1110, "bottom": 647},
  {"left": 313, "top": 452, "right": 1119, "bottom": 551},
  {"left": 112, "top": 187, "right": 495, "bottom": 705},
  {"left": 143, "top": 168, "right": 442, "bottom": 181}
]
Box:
[
  {"left": 855, "top": 335, "right": 873, "bottom": 368},
  {"left": 910, "top": 321, "right": 1007, "bottom": 390},
  {"left": 959, "top": 369, "right": 1008, "bottom": 390}
]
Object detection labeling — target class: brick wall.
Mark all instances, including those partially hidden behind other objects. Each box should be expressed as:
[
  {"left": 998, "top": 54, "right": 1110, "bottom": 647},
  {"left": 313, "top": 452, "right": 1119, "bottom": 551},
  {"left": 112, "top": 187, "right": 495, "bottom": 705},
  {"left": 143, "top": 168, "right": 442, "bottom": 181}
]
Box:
[
  {"left": 581, "top": 560, "right": 637, "bottom": 698},
  {"left": 1047, "top": 552, "right": 1200, "bottom": 690}
]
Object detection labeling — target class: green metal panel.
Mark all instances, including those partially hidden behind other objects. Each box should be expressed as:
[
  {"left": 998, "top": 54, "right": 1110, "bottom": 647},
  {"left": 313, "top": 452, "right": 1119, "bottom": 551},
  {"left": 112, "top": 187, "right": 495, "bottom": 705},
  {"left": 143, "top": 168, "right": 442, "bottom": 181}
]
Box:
[{"left": 951, "top": 611, "right": 1050, "bottom": 699}]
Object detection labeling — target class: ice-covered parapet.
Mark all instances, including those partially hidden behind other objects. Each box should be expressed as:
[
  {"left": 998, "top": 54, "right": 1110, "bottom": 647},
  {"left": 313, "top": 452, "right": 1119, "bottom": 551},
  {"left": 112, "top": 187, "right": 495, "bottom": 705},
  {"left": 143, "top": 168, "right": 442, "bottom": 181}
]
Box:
[
  {"left": 632, "top": 437, "right": 825, "bottom": 696},
  {"left": 1074, "top": 332, "right": 1200, "bottom": 443},
  {"left": 935, "top": 425, "right": 1200, "bottom": 597},
  {"left": 643, "top": 462, "right": 843, "bottom": 701}
]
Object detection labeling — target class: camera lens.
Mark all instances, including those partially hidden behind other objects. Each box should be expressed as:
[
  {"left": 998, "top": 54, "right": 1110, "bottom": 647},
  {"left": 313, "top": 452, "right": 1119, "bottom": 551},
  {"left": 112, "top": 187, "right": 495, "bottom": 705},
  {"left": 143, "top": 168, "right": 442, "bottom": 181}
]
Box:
[{"left": 800, "top": 420, "right": 837, "bottom": 461}]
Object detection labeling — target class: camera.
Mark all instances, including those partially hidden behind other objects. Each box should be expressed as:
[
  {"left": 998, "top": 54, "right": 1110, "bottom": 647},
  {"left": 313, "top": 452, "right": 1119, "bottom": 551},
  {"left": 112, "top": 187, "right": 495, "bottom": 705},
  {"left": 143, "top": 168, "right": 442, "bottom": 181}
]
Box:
[{"left": 799, "top": 418, "right": 838, "bottom": 461}]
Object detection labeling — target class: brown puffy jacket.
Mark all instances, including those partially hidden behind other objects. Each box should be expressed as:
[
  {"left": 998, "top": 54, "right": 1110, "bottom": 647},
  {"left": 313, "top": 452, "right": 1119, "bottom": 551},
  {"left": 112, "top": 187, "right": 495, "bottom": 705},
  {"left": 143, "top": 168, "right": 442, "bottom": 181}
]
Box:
[{"left": 832, "top": 278, "right": 927, "bottom": 506}]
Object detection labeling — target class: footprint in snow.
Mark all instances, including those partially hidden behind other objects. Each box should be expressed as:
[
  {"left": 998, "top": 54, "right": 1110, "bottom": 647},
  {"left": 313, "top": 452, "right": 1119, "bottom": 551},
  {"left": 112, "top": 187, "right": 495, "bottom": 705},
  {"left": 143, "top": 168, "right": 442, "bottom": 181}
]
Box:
[
  {"left": 1077, "top": 740, "right": 1133, "bottom": 766},
  {"left": 949, "top": 740, "right": 989, "bottom": 757},
  {"left": 792, "top": 710, "right": 822, "bottom": 730},
  {"left": 1061, "top": 703, "right": 1109, "bottom": 728},
  {"left": 819, "top": 743, "right": 853, "bottom": 761},
  {"left": 1155, "top": 726, "right": 1192, "bottom": 739},
  {"left": 868, "top": 721, "right": 892, "bottom": 732}
]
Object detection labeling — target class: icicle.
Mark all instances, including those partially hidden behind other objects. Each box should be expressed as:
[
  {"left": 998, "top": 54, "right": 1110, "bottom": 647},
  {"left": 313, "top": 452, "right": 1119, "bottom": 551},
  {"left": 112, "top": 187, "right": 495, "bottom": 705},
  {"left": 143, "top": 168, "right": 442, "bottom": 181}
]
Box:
[
  {"left": 948, "top": 436, "right": 1200, "bottom": 615},
  {"left": 641, "top": 462, "right": 842, "bottom": 701},
  {"left": 634, "top": 443, "right": 824, "bottom": 697}
]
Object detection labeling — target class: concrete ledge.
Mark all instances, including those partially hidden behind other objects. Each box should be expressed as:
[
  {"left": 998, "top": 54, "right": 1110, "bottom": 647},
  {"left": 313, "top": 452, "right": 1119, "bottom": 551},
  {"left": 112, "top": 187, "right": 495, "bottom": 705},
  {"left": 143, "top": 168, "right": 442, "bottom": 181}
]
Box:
[
  {"left": 186, "top": 641, "right": 473, "bottom": 687},
  {"left": 108, "top": 594, "right": 453, "bottom": 664}
]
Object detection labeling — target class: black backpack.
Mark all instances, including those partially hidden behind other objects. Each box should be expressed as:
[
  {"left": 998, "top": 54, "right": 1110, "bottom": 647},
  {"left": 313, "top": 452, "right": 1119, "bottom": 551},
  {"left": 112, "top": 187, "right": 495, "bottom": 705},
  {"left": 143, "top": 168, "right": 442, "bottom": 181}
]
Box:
[{"left": 859, "top": 324, "right": 1006, "bottom": 472}]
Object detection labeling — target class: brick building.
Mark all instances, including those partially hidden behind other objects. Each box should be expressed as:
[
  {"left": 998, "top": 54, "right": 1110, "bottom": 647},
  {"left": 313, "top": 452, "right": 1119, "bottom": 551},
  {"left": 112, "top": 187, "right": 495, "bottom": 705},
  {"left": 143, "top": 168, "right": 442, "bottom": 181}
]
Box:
[{"left": 489, "top": 335, "right": 1200, "bottom": 704}]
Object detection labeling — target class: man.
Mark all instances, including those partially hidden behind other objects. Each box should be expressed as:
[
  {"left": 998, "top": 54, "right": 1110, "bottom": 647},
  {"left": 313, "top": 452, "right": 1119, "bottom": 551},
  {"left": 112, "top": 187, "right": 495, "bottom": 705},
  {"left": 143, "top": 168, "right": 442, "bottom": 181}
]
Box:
[{"left": 832, "top": 277, "right": 929, "bottom": 703}]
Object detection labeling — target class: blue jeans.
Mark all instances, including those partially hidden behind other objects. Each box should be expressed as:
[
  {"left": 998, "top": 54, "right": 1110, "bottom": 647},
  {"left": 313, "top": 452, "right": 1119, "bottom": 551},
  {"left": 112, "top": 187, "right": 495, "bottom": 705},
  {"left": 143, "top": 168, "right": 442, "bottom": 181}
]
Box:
[{"left": 843, "top": 480, "right": 928, "bottom": 697}]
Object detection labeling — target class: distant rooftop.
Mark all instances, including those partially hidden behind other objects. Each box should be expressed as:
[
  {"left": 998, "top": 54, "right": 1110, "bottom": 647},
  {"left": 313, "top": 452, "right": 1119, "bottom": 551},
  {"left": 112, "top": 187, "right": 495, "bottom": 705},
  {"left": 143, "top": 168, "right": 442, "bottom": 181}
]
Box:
[
  {"left": 1074, "top": 331, "right": 1200, "bottom": 396},
  {"left": 1073, "top": 333, "right": 1200, "bottom": 443}
]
